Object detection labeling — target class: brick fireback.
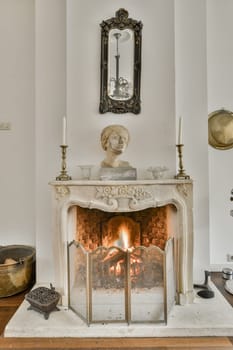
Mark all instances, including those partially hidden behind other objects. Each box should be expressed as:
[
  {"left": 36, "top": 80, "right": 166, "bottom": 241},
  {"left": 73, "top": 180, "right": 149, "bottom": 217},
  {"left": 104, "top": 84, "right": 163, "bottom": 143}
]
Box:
[{"left": 75, "top": 205, "right": 176, "bottom": 251}]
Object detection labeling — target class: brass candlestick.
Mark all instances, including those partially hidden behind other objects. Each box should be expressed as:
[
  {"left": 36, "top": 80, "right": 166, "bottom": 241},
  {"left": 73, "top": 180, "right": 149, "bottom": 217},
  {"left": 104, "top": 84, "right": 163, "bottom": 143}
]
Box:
[
  {"left": 56, "top": 145, "right": 72, "bottom": 181},
  {"left": 174, "top": 144, "right": 190, "bottom": 179}
]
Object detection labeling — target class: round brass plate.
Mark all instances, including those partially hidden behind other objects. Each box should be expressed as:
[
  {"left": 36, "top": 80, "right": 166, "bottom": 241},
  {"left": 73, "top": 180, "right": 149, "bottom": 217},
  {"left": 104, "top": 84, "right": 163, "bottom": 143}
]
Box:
[{"left": 208, "top": 109, "right": 233, "bottom": 150}]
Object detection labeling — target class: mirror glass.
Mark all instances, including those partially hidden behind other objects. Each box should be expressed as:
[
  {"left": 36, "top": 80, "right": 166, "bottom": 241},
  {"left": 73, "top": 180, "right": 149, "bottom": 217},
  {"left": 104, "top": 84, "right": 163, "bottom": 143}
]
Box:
[{"left": 108, "top": 29, "right": 134, "bottom": 101}]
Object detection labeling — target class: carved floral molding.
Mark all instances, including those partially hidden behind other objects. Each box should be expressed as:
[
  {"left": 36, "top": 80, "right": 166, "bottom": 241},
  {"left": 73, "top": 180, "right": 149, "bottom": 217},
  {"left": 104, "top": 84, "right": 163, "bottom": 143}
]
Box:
[
  {"left": 55, "top": 186, "right": 70, "bottom": 200},
  {"left": 96, "top": 185, "right": 152, "bottom": 201}
]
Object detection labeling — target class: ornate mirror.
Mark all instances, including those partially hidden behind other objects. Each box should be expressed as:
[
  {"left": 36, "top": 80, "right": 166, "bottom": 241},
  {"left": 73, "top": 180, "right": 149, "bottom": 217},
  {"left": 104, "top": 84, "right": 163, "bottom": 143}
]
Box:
[{"left": 99, "top": 9, "right": 143, "bottom": 114}]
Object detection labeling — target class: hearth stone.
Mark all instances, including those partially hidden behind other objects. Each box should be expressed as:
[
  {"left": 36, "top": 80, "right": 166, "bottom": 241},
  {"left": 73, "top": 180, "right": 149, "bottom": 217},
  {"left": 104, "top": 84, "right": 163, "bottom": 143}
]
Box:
[{"left": 4, "top": 282, "right": 233, "bottom": 337}]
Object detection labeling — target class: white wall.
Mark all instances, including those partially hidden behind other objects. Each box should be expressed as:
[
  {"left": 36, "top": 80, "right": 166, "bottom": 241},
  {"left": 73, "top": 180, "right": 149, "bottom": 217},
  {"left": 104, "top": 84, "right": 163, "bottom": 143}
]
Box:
[
  {"left": 1, "top": 0, "right": 231, "bottom": 284},
  {"left": 66, "top": 0, "right": 210, "bottom": 283},
  {"left": 175, "top": 0, "right": 209, "bottom": 281},
  {"left": 35, "top": 0, "right": 177, "bottom": 284},
  {"left": 0, "top": 0, "right": 35, "bottom": 246},
  {"left": 35, "top": 0, "right": 66, "bottom": 282},
  {"left": 207, "top": 0, "right": 233, "bottom": 268},
  {"left": 67, "top": 0, "right": 176, "bottom": 180}
]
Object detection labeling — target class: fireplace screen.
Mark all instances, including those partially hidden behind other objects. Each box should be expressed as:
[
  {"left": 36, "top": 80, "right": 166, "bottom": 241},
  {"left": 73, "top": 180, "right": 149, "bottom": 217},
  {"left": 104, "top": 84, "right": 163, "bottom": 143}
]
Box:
[{"left": 68, "top": 238, "right": 175, "bottom": 325}]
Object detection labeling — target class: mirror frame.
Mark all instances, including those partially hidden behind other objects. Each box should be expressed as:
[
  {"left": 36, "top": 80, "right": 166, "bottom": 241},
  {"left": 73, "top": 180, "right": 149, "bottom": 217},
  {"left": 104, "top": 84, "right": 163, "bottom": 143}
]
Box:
[{"left": 99, "top": 9, "right": 143, "bottom": 114}]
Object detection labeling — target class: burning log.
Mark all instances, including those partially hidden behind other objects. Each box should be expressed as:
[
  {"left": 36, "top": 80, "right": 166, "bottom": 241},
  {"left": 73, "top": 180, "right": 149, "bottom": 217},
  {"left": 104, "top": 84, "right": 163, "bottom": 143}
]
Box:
[{"left": 102, "top": 249, "right": 125, "bottom": 266}]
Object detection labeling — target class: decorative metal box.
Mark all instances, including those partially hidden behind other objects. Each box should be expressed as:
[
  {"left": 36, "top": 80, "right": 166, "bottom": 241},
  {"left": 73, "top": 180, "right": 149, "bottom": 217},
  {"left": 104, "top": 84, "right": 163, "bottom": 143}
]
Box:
[{"left": 25, "top": 284, "right": 60, "bottom": 319}]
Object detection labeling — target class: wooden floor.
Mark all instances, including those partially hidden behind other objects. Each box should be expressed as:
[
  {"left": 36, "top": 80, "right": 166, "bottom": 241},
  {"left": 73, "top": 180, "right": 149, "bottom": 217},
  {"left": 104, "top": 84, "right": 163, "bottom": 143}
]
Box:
[
  {"left": 0, "top": 273, "right": 233, "bottom": 349},
  {"left": 0, "top": 337, "right": 233, "bottom": 350}
]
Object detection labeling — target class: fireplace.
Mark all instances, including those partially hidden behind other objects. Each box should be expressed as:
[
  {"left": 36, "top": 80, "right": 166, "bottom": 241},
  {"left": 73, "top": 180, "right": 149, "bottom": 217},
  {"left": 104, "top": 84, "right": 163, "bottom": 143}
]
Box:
[{"left": 50, "top": 179, "right": 194, "bottom": 323}]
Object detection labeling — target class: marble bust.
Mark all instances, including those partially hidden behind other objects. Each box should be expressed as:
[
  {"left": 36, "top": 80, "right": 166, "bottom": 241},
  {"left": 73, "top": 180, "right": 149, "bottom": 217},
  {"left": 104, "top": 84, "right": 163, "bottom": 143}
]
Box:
[{"left": 100, "top": 124, "right": 131, "bottom": 168}]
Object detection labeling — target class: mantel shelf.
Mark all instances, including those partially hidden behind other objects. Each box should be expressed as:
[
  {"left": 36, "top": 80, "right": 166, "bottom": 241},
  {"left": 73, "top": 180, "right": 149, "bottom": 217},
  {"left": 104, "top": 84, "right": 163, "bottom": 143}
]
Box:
[{"left": 50, "top": 178, "right": 193, "bottom": 187}]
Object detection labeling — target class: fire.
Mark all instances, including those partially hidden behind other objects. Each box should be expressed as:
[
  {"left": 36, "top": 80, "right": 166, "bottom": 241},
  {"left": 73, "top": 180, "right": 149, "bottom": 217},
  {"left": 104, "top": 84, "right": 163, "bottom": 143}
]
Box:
[
  {"left": 130, "top": 256, "right": 142, "bottom": 276},
  {"left": 115, "top": 261, "right": 121, "bottom": 276},
  {"left": 109, "top": 261, "right": 122, "bottom": 276},
  {"left": 114, "top": 225, "right": 131, "bottom": 251},
  {"left": 105, "top": 223, "right": 142, "bottom": 279}
]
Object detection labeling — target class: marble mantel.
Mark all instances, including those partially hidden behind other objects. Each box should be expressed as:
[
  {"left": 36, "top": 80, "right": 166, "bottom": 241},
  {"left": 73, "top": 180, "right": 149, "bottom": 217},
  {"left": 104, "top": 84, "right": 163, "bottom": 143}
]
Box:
[{"left": 49, "top": 179, "right": 193, "bottom": 307}]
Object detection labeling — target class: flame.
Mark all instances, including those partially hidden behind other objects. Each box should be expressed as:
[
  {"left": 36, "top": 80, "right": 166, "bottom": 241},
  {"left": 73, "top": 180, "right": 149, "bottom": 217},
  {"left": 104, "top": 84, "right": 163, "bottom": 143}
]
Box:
[
  {"left": 115, "top": 262, "right": 121, "bottom": 276},
  {"left": 107, "top": 224, "right": 143, "bottom": 278},
  {"left": 130, "top": 256, "right": 142, "bottom": 276},
  {"left": 114, "top": 225, "right": 131, "bottom": 250},
  {"left": 108, "top": 223, "right": 141, "bottom": 278},
  {"left": 120, "top": 228, "right": 129, "bottom": 250},
  {"left": 109, "top": 260, "right": 123, "bottom": 276}
]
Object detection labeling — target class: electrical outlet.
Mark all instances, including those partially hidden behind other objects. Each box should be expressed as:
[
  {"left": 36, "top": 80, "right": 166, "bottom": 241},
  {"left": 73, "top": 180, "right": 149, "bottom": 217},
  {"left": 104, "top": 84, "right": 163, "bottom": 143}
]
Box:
[
  {"left": 227, "top": 254, "right": 233, "bottom": 262},
  {"left": 0, "top": 122, "right": 11, "bottom": 130}
]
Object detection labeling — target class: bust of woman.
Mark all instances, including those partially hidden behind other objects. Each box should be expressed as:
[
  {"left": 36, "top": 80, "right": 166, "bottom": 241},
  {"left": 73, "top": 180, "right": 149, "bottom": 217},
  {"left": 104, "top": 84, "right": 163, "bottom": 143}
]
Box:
[{"left": 100, "top": 125, "right": 131, "bottom": 168}]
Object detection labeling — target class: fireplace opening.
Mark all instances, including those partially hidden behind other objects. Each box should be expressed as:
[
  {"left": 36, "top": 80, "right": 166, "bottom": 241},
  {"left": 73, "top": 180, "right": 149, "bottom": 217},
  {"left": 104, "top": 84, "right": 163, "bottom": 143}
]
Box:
[
  {"left": 67, "top": 204, "right": 177, "bottom": 325},
  {"left": 102, "top": 216, "right": 140, "bottom": 250},
  {"left": 72, "top": 204, "right": 177, "bottom": 251}
]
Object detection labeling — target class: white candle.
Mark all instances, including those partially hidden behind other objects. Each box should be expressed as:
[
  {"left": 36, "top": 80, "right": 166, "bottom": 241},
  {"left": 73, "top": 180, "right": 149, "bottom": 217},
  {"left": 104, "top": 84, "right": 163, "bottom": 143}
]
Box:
[
  {"left": 178, "top": 116, "right": 183, "bottom": 144},
  {"left": 62, "top": 115, "right": 67, "bottom": 145}
]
